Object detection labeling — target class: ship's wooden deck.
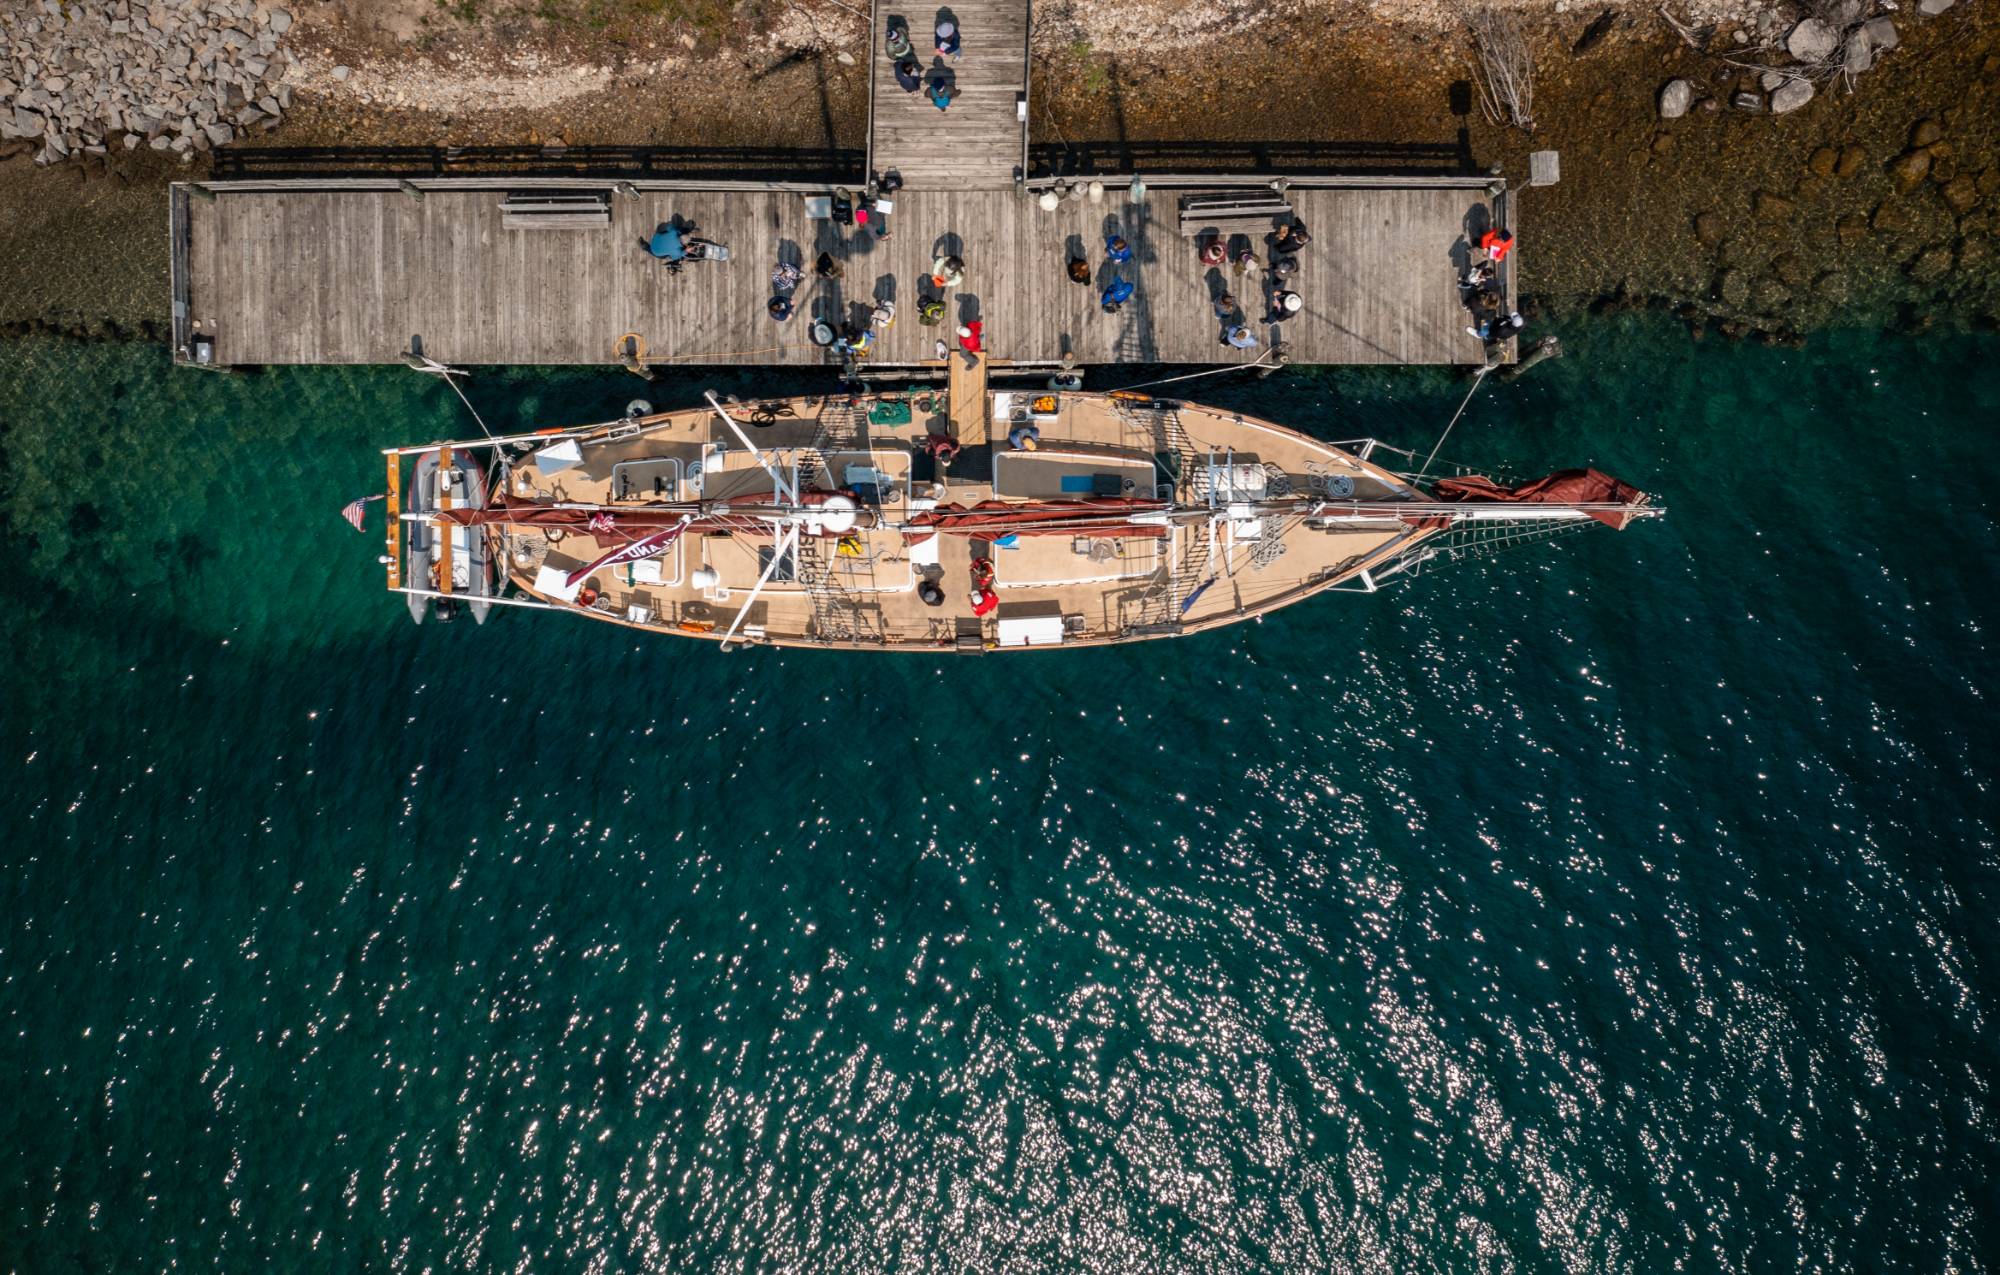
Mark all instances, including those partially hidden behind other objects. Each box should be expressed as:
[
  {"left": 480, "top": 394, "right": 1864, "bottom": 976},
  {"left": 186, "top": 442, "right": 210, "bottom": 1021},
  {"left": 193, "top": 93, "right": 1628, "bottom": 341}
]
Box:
[
  {"left": 469, "top": 392, "right": 1436, "bottom": 651},
  {"left": 182, "top": 182, "right": 1503, "bottom": 367}
]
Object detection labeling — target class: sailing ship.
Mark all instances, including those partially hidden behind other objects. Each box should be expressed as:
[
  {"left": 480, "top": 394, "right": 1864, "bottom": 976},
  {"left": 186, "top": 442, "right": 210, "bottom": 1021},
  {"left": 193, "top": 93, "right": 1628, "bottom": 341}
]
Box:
[{"left": 381, "top": 373, "right": 1660, "bottom": 651}]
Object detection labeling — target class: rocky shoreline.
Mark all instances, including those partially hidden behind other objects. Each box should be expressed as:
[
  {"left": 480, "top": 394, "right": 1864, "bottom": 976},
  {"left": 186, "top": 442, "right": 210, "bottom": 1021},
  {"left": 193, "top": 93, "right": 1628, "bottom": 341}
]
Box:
[
  {"left": 1, "top": 0, "right": 1995, "bottom": 348},
  {"left": 2, "top": 0, "right": 304, "bottom": 161}
]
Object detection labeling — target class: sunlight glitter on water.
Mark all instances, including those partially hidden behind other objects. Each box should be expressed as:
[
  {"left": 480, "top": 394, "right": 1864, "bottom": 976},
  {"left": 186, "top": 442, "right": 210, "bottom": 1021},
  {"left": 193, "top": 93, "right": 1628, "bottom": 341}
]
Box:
[{"left": 1, "top": 324, "right": 1997, "bottom": 1269}]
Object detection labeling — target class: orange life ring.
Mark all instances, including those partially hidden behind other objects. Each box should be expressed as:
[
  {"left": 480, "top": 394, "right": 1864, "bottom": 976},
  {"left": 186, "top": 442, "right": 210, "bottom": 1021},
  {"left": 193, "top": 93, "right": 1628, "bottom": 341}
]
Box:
[{"left": 576, "top": 587, "right": 599, "bottom": 607}]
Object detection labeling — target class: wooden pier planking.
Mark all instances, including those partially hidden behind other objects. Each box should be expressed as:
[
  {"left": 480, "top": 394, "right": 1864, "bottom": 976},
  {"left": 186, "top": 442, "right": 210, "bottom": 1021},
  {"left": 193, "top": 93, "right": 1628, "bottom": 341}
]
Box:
[
  {"left": 867, "top": 0, "right": 1029, "bottom": 191},
  {"left": 174, "top": 0, "right": 1519, "bottom": 370},
  {"left": 184, "top": 182, "right": 1497, "bottom": 367}
]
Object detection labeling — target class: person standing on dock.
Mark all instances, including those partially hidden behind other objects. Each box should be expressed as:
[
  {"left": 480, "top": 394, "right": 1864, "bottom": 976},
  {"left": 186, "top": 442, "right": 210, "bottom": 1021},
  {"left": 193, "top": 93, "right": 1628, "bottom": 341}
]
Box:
[
  {"left": 1101, "top": 275, "right": 1135, "bottom": 312},
  {"left": 1274, "top": 220, "right": 1313, "bottom": 255},
  {"left": 935, "top": 15, "right": 961, "bottom": 61},
  {"left": 1224, "top": 325, "right": 1259, "bottom": 350},
  {"left": 928, "top": 70, "right": 955, "bottom": 111},
  {"left": 886, "top": 17, "right": 913, "bottom": 59},
  {"left": 895, "top": 56, "right": 922, "bottom": 92},
  {"left": 1105, "top": 234, "right": 1133, "bottom": 264},
  {"left": 930, "top": 254, "right": 965, "bottom": 289}
]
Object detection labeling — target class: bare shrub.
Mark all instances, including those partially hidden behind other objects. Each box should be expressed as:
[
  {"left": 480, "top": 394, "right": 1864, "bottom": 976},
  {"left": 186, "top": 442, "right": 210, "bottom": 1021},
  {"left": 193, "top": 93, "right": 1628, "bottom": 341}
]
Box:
[{"left": 1463, "top": 6, "right": 1536, "bottom": 133}]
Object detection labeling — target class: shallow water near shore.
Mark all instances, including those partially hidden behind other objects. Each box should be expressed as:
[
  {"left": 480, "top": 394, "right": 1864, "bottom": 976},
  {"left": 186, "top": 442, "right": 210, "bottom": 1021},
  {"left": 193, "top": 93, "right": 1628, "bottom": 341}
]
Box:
[{"left": 3, "top": 319, "right": 1997, "bottom": 1270}]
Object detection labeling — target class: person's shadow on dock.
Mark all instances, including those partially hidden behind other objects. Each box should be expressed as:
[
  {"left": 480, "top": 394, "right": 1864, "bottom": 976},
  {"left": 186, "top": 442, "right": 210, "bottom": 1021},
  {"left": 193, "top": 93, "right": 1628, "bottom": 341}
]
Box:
[
  {"left": 1451, "top": 202, "right": 1491, "bottom": 279},
  {"left": 1100, "top": 208, "right": 1158, "bottom": 361},
  {"left": 1204, "top": 267, "right": 1236, "bottom": 340}
]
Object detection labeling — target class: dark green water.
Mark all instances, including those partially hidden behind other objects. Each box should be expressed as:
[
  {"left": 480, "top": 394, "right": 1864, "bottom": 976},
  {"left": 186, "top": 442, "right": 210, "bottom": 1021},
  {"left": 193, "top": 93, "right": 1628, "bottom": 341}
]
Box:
[{"left": 3, "top": 319, "right": 1996, "bottom": 1272}]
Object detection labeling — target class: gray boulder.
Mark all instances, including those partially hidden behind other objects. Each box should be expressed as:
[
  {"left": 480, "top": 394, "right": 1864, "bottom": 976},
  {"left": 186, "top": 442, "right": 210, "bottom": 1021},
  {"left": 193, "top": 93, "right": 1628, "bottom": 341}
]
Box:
[
  {"left": 269, "top": 7, "right": 291, "bottom": 32},
  {"left": 1917, "top": 0, "right": 1955, "bottom": 13},
  {"left": 1659, "top": 78, "right": 1693, "bottom": 120},
  {"left": 1787, "top": 17, "right": 1838, "bottom": 62},
  {"left": 1863, "top": 16, "right": 1899, "bottom": 50},
  {"left": 1844, "top": 30, "right": 1874, "bottom": 74},
  {"left": 1771, "top": 79, "right": 1816, "bottom": 114}
]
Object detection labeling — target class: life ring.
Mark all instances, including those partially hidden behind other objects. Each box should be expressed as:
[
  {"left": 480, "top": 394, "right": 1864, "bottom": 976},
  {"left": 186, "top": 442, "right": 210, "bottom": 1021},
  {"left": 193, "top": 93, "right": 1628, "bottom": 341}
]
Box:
[
  {"left": 545, "top": 527, "right": 567, "bottom": 543},
  {"left": 615, "top": 332, "right": 648, "bottom": 364},
  {"left": 576, "top": 587, "right": 599, "bottom": 607}
]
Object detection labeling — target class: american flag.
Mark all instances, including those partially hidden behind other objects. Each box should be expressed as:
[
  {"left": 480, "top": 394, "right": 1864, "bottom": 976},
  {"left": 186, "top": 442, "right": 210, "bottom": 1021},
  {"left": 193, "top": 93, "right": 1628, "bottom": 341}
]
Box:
[{"left": 339, "top": 493, "right": 384, "bottom": 532}]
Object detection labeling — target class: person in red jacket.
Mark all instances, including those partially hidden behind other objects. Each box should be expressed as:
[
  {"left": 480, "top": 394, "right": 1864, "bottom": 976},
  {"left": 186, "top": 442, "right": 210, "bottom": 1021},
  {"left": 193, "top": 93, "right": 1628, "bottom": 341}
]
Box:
[
  {"left": 1479, "top": 227, "right": 1515, "bottom": 263},
  {"left": 956, "top": 321, "right": 984, "bottom": 354}
]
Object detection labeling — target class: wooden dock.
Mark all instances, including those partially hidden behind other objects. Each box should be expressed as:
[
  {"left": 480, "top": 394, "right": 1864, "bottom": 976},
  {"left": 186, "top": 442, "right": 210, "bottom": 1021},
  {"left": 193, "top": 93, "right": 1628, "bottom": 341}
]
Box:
[
  {"left": 169, "top": 0, "right": 1517, "bottom": 371},
  {"left": 866, "top": 0, "right": 1029, "bottom": 190}
]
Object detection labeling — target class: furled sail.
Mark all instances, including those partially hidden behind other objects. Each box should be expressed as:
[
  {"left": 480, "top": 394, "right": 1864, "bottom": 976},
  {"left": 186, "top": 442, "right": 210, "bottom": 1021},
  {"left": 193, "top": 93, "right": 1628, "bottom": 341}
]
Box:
[
  {"left": 903, "top": 498, "right": 1171, "bottom": 541},
  {"left": 1431, "top": 468, "right": 1650, "bottom": 529}
]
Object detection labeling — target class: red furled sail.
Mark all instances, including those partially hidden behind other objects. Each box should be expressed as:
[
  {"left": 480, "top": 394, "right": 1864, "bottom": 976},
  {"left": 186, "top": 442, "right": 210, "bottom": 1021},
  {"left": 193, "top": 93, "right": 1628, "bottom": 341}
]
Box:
[
  {"left": 904, "top": 498, "right": 1170, "bottom": 541},
  {"left": 1431, "top": 468, "right": 1650, "bottom": 529}
]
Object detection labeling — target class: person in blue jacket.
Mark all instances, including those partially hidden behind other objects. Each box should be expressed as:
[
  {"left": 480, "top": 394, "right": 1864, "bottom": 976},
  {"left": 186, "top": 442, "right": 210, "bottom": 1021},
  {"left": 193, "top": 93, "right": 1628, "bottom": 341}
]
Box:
[
  {"left": 647, "top": 222, "right": 687, "bottom": 263},
  {"left": 1104, "top": 233, "right": 1133, "bottom": 263},
  {"left": 1101, "top": 275, "right": 1135, "bottom": 313}
]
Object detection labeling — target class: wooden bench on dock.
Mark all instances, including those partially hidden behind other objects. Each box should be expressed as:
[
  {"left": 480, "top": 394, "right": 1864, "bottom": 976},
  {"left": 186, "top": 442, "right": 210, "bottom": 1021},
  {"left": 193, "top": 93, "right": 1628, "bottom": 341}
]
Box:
[
  {"left": 1176, "top": 192, "right": 1294, "bottom": 237},
  {"left": 499, "top": 192, "right": 612, "bottom": 231}
]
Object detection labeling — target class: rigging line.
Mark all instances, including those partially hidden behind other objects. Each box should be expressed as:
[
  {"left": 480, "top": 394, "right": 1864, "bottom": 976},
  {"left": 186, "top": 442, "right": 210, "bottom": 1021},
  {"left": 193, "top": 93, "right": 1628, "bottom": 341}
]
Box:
[
  {"left": 646, "top": 343, "right": 805, "bottom": 364},
  {"left": 1416, "top": 364, "right": 1493, "bottom": 482},
  {"left": 1111, "top": 357, "right": 1276, "bottom": 394},
  {"left": 438, "top": 368, "right": 497, "bottom": 442},
  {"left": 404, "top": 352, "right": 497, "bottom": 441}
]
